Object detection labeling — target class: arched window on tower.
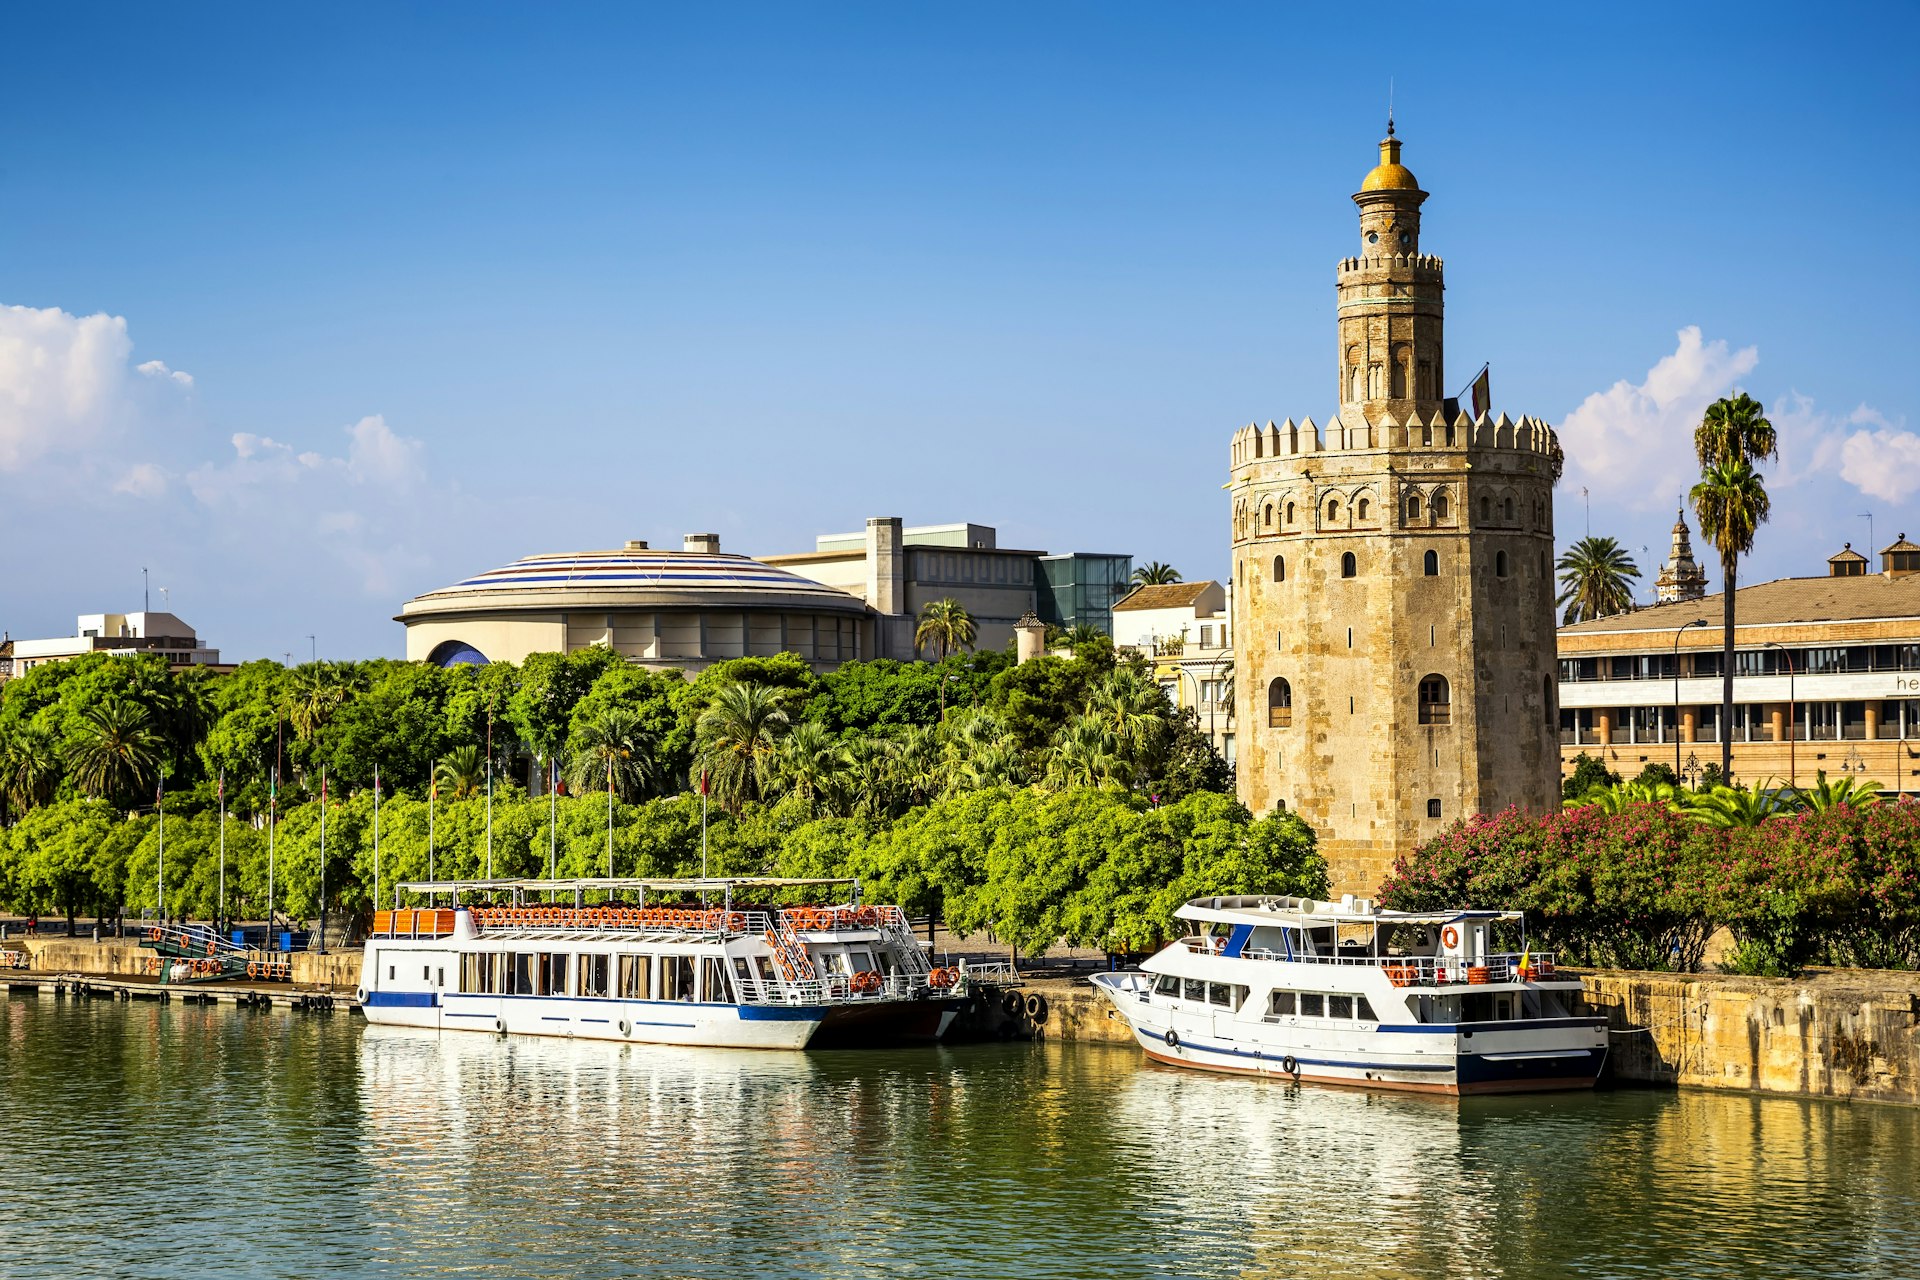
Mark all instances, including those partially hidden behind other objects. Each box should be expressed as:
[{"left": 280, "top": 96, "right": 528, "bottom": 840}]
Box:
[
  {"left": 1357, "top": 497, "right": 1371, "bottom": 522},
  {"left": 1341, "top": 551, "right": 1357, "bottom": 579},
  {"left": 1267, "top": 677, "right": 1293, "bottom": 728},
  {"left": 1263, "top": 503, "right": 1273, "bottom": 530},
  {"left": 1418, "top": 674, "right": 1451, "bottom": 725},
  {"left": 1272, "top": 554, "right": 1285, "bottom": 583},
  {"left": 1434, "top": 492, "right": 1451, "bottom": 521},
  {"left": 1285, "top": 501, "right": 1296, "bottom": 525},
  {"left": 1327, "top": 499, "right": 1341, "bottom": 523},
  {"left": 1496, "top": 550, "right": 1509, "bottom": 578},
  {"left": 1504, "top": 496, "right": 1515, "bottom": 522},
  {"left": 1480, "top": 497, "right": 1491, "bottom": 522},
  {"left": 1407, "top": 493, "right": 1422, "bottom": 522},
  {"left": 1423, "top": 549, "right": 1439, "bottom": 576}
]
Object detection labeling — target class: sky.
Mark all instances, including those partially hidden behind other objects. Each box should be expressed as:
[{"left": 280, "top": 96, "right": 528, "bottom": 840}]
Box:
[{"left": 3, "top": 3, "right": 1915, "bottom": 661}]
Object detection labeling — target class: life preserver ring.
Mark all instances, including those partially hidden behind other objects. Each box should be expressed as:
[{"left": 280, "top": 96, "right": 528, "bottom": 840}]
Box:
[
  {"left": 205, "top": 941, "right": 217, "bottom": 956},
  {"left": 1440, "top": 925, "right": 1459, "bottom": 949},
  {"left": 855, "top": 906, "right": 877, "bottom": 928},
  {"left": 247, "top": 961, "right": 259, "bottom": 978},
  {"left": 147, "top": 928, "right": 161, "bottom": 942},
  {"left": 1281, "top": 1055, "right": 1299, "bottom": 1076},
  {"left": 1164, "top": 1028, "right": 1180, "bottom": 1048}
]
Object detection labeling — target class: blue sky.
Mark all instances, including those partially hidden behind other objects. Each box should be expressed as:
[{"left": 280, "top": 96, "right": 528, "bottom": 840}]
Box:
[{"left": 3, "top": 3, "right": 1914, "bottom": 660}]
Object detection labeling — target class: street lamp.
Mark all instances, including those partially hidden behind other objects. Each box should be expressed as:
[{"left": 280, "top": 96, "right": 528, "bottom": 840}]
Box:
[
  {"left": 1762, "top": 640, "right": 1797, "bottom": 788},
  {"left": 1672, "top": 618, "right": 1710, "bottom": 777}
]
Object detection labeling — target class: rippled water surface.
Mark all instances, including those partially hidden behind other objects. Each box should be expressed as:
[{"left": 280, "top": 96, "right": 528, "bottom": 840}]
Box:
[{"left": 3, "top": 996, "right": 1918, "bottom": 1279}]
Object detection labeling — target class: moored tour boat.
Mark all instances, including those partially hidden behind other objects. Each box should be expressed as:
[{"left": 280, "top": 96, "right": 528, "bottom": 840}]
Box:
[
  {"left": 358, "top": 877, "right": 965, "bottom": 1050},
  {"left": 1091, "top": 894, "right": 1607, "bottom": 1095}
]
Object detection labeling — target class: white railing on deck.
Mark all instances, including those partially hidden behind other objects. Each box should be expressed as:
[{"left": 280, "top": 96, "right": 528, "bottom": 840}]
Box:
[{"left": 1177, "top": 937, "right": 1557, "bottom": 986}]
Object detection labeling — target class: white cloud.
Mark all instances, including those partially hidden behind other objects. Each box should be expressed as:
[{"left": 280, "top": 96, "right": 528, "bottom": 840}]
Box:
[
  {"left": 343, "top": 414, "right": 425, "bottom": 491},
  {"left": 0, "top": 303, "right": 194, "bottom": 471},
  {"left": 1559, "top": 326, "right": 1759, "bottom": 508},
  {"left": 113, "top": 462, "right": 168, "bottom": 497}
]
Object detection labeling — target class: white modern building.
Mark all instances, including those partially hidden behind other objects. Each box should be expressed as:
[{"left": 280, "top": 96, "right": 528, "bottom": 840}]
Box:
[
  {"left": 8, "top": 612, "right": 222, "bottom": 677},
  {"left": 1113, "top": 581, "right": 1235, "bottom": 765}
]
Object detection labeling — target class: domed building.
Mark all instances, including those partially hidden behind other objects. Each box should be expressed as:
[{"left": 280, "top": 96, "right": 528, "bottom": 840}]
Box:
[{"left": 398, "top": 534, "right": 875, "bottom": 674}]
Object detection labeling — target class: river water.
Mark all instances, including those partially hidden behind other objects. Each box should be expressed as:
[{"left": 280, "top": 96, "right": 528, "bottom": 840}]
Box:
[{"left": 2, "top": 996, "right": 1916, "bottom": 1280}]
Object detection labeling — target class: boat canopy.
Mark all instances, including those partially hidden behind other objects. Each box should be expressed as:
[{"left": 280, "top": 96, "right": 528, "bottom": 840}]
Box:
[
  {"left": 1174, "top": 895, "right": 1522, "bottom": 929},
  {"left": 397, "top": 877, "right": 856, "bottom": 895}
]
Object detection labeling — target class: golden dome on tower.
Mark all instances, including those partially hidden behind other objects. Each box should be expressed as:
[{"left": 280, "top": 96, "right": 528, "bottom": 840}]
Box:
[{"left": 1360, "top": 130, "right": 1420, "bottom": 192}]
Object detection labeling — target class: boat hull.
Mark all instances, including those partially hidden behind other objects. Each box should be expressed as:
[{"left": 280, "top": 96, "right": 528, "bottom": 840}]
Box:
[
  {"left": 362, "top": 992, "right": 823, "bottom": 1050},
  {"left": 808, "top": 997, "right": 964, "bottom": 1047},
  {"left": 1094, "top": 972, "right": 1607, "bottom": 1096}
]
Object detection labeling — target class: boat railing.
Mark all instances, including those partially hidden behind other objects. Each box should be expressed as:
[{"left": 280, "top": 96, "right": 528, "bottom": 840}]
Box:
[
  {"left": 455, "top": 903, "right": 918, "bottom": 940},
  {"left": 1182, "top": 938, "right": 1557, "bottom": 986},
  {"left": 733, "top": 970, "right": 932, "bottom": 1007}
]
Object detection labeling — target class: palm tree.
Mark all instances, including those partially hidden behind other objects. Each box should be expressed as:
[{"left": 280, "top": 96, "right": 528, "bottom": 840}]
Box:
[
  {"left": 433, "top": 745, "right": 486, "bottom": 799},
  {"left": 1062, "top": 623, "right": 1106, "bottom": 656},
  {"left": 567, "top": 707, "right": 657, "bottom": 802},
  {"left": 1132, "top": 562, "right": 1182, "bottom": 586},
  {"left": 1084, "top": 671, "right": 1165, "bottom": 765},
  {"left": 1684, "top": 783, "right": 1789, "bottom": 829},
  {"left": 915, "top": 598, "right": 977, "bottom": 663},
  {"left": 1694, "top": 392, "right": 1778, "bottom": 472},
  {"left": 0, "top": 725, "right": 61, "bottom": 818},
  {"left": 1044, "top": 715, "right": 1130, "bottom": 790},
  {"left": 1555, "top": 537, "right": 1641, "bottom": 623},
  {"left": 772, "top": 721, "right": 851, "bottom": 811},
  {"left": 1692, "top": 457, "right": 1773, "bottom": 782},
  {"left": 63, "top": 699, "right": 163, "bottom": 809},
  {"left": 842, "top": 736, "right": 902, "bottom": 818},
  {"left": 284, "top": 662, "right": 351, "bottom": 774},
  {"left": 691, "top": 680, "right": 791, "bottom": 810},
  {"left": 1790, "top": 770, "right": 1883, "bottom": 813},
  {"left": 1569, "top": 779, "right": 1685, "bottom": 814},
  {"left": 916, "top": 598, "right": 977, "bottom": 717}
]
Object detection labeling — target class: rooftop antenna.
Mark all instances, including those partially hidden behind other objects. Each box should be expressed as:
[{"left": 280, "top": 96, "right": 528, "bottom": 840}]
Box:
[
  {"left": 1861, "top": 512, "right": 1875, "bottom": 551},
  {"left": 143, "top": 566, "right": 149, "bottom": 613}
]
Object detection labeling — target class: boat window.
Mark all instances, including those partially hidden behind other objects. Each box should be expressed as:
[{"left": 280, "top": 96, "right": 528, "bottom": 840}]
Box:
[
  {"left": 1356, "top": 996, "right": 1377, "bottom": 1023},
  {"left": 508, "top": 953, "right": 536, "bottom": 996},
  {"left": 1267, "top": 990, "right": 1296, "bottom": 1018},
  {"left": 422, "top": 965, "right": 430, "bottom": 983},
  {"left": 702, "top": 957, "right": 731, "bottom": 1003},
  {"left": 541, "top": 953, "right": 568, "bottom": 996},
  {"left": 849, "top": 949, "right": 875, "bottom": 972},
  {"left": 577, "top": 954, "right": 610, "bottom": 998},
  {"left": 460, "top": 952, "right": 495, "bottom": 994},
  {"left": 1154, "top": 974, "right": 1180, "bottom": 997},
  {"left": 1207, "top": 983, "right": 1246, "bottom": 1010},
  {"left": 387, "top": 965, "right": 395, "bottom": 982},
  {"left": 1328, "top": 994, "right": 1354, "bottom": 1020},
  {"left": 1299, "top": 993, "right": 1325, "bottom": 1018},
  {"left": 618, "top": 954, "right": 651, "bottom": 1000},
  {"left": 1182, "top": 978, "right": 1206, "bottom": 1002},
  {"left": 661, "top": 955, "right": 696, "bottom": 1002},
  {"left": 755, "top": 956, "right": 778, "bottom": 985},
  {"left": 436, "top": 968, "right": 444, "bottom": 989}
]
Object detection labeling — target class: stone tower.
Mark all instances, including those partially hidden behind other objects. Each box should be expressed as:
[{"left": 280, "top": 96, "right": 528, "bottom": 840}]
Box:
[
  {"left": 1654, "top": 508, "right": 1708, "bottom": 603},
  {"left": 1228, "top": 127, "right": 1564, "bottom": 892}
]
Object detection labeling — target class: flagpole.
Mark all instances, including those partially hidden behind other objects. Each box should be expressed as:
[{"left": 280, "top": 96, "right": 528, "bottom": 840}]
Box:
[
  {"left": 318, "top": 767, "right": 328, "bottom": 955},
  {"left": 485, "top": 717, "right": 494, "bottom": 879},
  {"left": 606, "top": 757, "right": 614, "bottom": 878},
  {"left": 217, "top": 770, "right": 226, "bottom": 934},
  {"left": 428, "top": 765, "right": 437, "bottom": 883},
  {"left": 156, "top": 779, "right": 165, "bottom": 926},
  {"left": 267, "top": 767, "right": 277, "bottom": 946},
  {"left": 374, "top": 765, "right": 382, "bottom": 914},
  {"left": 699, "top": 771, "right": 709, "bottom": 881},
  {"left": 547, "top": 744, "right": 558, "bottom": 881}
]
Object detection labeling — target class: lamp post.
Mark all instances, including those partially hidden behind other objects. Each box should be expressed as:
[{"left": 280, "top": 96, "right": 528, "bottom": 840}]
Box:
[
  {"left": 1672, "top": 618, "right": 1709, "bottom": 778},
  {"left": 1763, "top": 640, "right": 1797, "bottom": 788}
]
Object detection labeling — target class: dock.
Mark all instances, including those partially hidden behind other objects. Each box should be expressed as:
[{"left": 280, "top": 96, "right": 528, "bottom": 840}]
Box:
[{"left": 5, "top": 972, "right": 353, "bottom": 1013}]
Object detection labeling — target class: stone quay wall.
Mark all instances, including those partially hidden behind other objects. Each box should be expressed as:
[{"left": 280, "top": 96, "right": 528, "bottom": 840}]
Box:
[{"left": 14, "top": 936, "right": 363, "bottom": 989}]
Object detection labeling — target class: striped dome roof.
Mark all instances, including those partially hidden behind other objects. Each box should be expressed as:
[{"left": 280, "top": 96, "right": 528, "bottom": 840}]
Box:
[{"left": 401, "top": 548, "right": 868, "bottom": 616}]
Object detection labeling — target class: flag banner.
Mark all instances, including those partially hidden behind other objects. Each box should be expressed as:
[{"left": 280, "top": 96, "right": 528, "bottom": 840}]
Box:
[
  {"left": 1471, "top": 366, "right": 1491, "bottom": 418},
  {"left": 699, "top": 770, "right": 710, "bottom": 797}
]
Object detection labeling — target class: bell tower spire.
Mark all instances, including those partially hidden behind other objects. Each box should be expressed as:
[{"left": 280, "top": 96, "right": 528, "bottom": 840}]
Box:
[{"left": 1336, "top": 130, "right": 1444, "bottom": 416}]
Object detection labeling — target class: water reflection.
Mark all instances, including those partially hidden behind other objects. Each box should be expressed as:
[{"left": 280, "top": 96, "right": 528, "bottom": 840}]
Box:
[{"left": 3, "top": 996, "right": 1917, "bottom": 1280}]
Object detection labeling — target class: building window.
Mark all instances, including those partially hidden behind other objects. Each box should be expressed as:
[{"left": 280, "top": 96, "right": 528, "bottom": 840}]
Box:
[
  {"left": 1480, "top": 497, "right": 1490, "bottom": 522},
  {"left": 1327, "top": 499, "right": 1341, "bottom": 523},
  {"left": 1504, "top": 497, "right": 1515, "bottom": 521},
  {"left": 1286, "top": 501, "right": 1295, "bottom": 524},
  {"left": 1262, "top": 503, "right": 1273, "bottom": 529},
  {"left": 1423, "top": 549, "right": 1438, "bottom": 576},
  {"left": 1407, "top": 494, "right": 1422, "bottom": 522},
  {"left": 1418, "top": 674, "right": 1451, "bottom": 725},
  {"left": 1496, "top": 550, "right": 1508, "bottom": 578},
  {"left": 1357, "top": 497, "right": 1371, "bottom": 521},
  {"left": 1273, "top": 554, "right": 1285, "bottom": 582},
  {"left": 1435, "top": 493, "right": 1450, "bottom": 520},
  {"left": 1427, "top": 798, "right": 1442, "bottom": 819},
  {"left": 1341, "top": 552, "right": 1357, "bottom": 578},
  {"left": 1267, "top": 677, "right": 1293, "bottom": 728}
]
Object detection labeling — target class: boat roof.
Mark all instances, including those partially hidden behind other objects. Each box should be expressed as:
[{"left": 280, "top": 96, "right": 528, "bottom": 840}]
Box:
[
  {"left": 1176, "top": 895, "right": 1522, "bottom": 928},
  {"left": 395, "top": 877, "right": 855, "bottom": 895}
]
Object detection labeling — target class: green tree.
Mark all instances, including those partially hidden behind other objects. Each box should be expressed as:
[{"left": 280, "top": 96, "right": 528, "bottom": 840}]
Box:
[
  {"left": 1554, "top": 536, "right": 1641, "bottom": 623},
  {"left": 63, "top": 699, "right": 164, "bottom": 810},
  {"left": 1691, "top": 457, "right": 1773, "bottom": 782},
  {"left": 1132, "top": 562, "right": 1182, "bottom": 586},
  {"left": 771, "top": 721, "right": 851, "bottom": 813},
  {"left": 434, "top": 745, "right": 487, "bottom": 799},
  {"left": 1561, "top": 752, "right": 1620, "bottom": 802},
  {"left": 0, "top": 725, "right": 61, "bottom": 818},
  {"left": 1789, "top": 769, "right": 1883, "bottom": 813},
  {"left": 566, "top": 706, "right": 659, "bottom": 802},
  {"left": 915, "top": 598, "right": 978, "bottom": 663},
  {"left": 691, "top": 680, "right": 792, "bottom": 810},
  {"left": 1044, "top": 715, "right": 1129, "bottom": 790}
]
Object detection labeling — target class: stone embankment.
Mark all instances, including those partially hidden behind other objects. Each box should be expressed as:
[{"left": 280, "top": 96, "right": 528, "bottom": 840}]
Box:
[
  {"left": 12, "top": 936, "right": 362, "bottom": 989},
  {"left": 1004, "top": 969, "right": 1920, "bottom": 1106}
]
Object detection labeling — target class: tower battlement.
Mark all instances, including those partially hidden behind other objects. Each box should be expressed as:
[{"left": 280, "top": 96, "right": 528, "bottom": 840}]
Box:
[
  {"left": 1336, "top": 253, "right": 1444, "bottom": 276},
  {"left": 1229, "top": 410, "right": 1562, "bottom": 471}
]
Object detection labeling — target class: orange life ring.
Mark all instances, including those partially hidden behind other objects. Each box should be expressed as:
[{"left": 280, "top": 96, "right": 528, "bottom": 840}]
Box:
[
  {"left": 1440, "top": 925, "right": 1459, "bottom": 949},
  {"left": 725, "top": 913, "right": 747, "bottom": 933},
  {"left": 147, "top": 927, "right": 161, "bottom": 942},
  {"left": 206, "top": 941, "right": 217, "bottom": 956},
  {"left": 855, "top": 906, "right": 878, "bottom": 928},
  {"left": 247, "top": 961, "right": 259, "bottom": 978}
]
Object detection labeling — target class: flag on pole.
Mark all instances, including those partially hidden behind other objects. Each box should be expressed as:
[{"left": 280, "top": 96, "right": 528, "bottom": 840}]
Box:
[
  {"left": 1470, "top": 365, "right": 1492, "bottom": 419},
  {"left": 698, "top": 770, "right": 710, "bottom": 797},
  {"left": 217, "top": 771, "right": 224, "bottom": 800}
]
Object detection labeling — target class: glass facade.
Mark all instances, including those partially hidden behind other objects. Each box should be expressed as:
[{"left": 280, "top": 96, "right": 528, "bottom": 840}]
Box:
[{"left": 1036, "top": 554, "right": 1133, "bottom": 634}]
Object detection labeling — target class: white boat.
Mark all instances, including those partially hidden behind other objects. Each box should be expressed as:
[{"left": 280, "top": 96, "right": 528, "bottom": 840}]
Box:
[
  {"left": 357, "top": 877, "right": 965, "bottom": 1050},
  {"left": 1091, "top": 894, "right": 1607, "bottom": 1095}
]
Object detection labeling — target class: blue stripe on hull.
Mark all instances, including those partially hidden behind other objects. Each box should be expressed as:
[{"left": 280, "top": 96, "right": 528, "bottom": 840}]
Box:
[{"left": 364, "top": 991, "right": 438, "bottom": 1009}]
